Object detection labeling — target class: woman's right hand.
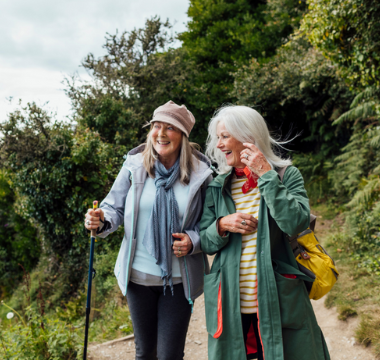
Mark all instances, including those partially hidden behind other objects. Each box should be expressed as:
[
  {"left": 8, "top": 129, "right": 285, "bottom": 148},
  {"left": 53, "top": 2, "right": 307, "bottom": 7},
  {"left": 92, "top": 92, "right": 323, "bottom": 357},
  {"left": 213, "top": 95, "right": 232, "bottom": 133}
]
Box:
[
  {"left": 218, "top": 213, "right": 258, "bottom": 235},
  {"left": 84, "top": 208, "right": 105, "bottom": 231}
]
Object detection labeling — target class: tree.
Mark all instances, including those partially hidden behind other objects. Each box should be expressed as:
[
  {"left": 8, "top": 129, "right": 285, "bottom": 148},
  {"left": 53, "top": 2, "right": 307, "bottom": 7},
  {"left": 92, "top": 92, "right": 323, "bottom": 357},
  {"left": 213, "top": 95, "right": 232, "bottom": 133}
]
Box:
[
  {"left": 233, "top": 38, "right": 352, "bottom": 156},
  {"left": 300, "top": 0, "right": 380, "bottom": 274},
  {"left": 66, "top": 17, "right": 193, "bottom": 146},
  {"left": 232, "top": 37, "right": 354, "bottom": 202},
  {"left": 0, "top": 171, "right": 40, "bottom": 297},
  {"left": 67, "top": 5, "right": 309, "bottom": 148},
  {"left": 179, "top": 0, "right": 307, "bottom": 145},
  {"left": 0, "top": 103, "right": 127, "bottom": 302},
  {"left": 300, "top": 0, "right": 380, "bottom": 88}
]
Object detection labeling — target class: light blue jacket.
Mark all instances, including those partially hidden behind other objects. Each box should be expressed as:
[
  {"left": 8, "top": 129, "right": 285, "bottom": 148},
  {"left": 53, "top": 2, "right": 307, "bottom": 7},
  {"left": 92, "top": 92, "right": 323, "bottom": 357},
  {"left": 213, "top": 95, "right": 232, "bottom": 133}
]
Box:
[{"left": 97, "top": 145, "right": 213, "bottom": 305}]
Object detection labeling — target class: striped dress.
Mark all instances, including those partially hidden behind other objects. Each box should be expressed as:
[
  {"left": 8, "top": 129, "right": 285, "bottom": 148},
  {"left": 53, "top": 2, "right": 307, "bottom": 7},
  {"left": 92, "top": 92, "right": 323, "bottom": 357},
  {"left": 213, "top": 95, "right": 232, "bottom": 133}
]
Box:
[{"left": 231, "top": 175, "right": 261, "bottom": 314}]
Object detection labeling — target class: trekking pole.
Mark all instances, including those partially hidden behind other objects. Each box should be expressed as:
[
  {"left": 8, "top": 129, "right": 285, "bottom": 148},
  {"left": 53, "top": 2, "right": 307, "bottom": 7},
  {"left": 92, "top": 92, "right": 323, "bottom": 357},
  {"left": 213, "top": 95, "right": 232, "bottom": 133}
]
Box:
[{"left": 83, "top": 200, "right": 98, "bottom": 360}]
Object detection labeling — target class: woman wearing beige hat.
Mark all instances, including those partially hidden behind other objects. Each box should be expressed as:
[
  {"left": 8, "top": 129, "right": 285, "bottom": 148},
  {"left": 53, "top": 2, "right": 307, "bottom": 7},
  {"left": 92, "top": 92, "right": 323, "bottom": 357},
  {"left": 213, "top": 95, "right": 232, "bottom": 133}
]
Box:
[{"left": 84, "top": 100, "right": 213, "bottom": 360}]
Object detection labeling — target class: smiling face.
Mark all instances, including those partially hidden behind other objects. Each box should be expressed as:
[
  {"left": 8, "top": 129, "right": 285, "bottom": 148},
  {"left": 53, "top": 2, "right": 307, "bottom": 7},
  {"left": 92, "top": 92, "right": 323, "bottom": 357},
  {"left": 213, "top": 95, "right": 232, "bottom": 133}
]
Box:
[
  {"left": 216, "top": 121, "right": 246, "bottom": 168},
  {"left": 150, "top": 121, "right": 183, "bottom": 168}
]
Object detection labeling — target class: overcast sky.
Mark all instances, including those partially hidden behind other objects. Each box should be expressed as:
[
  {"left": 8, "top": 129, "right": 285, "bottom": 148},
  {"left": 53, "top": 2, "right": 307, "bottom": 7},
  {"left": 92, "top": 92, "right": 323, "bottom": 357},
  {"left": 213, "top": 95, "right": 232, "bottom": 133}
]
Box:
[{"left": 0, "top": 0, "right": 190, "bottom": 122}]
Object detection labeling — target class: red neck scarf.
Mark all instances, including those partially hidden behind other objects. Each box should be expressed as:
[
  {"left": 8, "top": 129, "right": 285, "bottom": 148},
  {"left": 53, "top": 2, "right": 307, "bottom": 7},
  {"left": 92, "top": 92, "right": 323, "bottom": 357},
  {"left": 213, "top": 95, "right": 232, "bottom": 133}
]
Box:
[{"left": 234, "top": 167, "right": 258, "bottom": 194}]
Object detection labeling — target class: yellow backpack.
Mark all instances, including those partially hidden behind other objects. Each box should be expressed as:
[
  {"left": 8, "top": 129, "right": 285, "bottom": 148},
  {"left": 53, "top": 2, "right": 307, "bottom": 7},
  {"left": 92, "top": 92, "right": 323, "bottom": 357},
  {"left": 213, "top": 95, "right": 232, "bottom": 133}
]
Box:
[
  {"left": 278, "top": 167, "right": 339, "bottom": 300},
  {"left": 291, "top": 226, "right": 339, "bottom": 300}
]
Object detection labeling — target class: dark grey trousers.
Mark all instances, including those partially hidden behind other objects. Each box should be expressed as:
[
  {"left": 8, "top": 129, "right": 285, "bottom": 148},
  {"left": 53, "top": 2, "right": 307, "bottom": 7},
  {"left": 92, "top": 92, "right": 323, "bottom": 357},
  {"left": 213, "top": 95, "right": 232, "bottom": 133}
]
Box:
[{"left": 126, "top": 281, "right": 192, "bottom": 360}]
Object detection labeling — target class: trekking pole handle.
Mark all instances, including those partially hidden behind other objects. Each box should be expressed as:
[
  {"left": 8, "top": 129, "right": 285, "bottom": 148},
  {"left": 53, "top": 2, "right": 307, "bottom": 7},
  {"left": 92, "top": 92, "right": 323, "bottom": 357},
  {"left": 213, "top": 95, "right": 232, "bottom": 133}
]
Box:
[{"left": 91, "top": 200, "right": 98, "bottom": 237}]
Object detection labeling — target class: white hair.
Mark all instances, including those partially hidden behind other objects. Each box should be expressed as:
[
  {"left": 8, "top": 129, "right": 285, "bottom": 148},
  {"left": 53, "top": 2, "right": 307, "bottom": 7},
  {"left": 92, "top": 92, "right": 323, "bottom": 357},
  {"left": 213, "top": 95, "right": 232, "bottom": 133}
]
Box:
[{"left": 206, "top": 105, "right": 292, "bottom": 174}]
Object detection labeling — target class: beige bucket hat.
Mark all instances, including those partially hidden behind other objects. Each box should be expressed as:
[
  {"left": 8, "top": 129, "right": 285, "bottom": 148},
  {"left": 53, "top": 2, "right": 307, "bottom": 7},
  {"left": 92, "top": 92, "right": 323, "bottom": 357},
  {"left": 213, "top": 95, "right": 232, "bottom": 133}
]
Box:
[{"left": 150, "top": 100, "right": 195, "bottom": 137}]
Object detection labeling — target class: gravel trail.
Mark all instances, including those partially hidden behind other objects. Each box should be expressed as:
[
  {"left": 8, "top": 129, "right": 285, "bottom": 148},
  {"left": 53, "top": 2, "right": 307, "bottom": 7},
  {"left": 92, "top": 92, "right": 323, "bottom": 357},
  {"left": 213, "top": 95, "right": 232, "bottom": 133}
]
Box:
[{"left": 88, "top": 292, "right": 375, "bottom": 360}]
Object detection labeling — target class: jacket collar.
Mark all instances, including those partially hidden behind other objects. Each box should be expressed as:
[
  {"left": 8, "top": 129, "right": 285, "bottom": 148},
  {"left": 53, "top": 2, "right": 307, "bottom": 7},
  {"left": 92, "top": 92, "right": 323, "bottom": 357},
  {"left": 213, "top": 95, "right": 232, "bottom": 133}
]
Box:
[{"left": 209, "top": 169, "right": 234, "bottom": 193}]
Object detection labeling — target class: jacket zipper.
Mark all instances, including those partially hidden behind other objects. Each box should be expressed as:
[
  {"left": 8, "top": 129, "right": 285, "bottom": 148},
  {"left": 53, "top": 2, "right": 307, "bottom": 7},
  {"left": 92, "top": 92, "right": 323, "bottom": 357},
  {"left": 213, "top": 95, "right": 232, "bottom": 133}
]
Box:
[
  {"left": 182, "top": 196, "right": 195, "bottom": 313},
  {"left": 123, "top": 168, "right": 135, "bottom": 296},
  {"left": 181, "top": 171, "right": 212, "bottom": 312},
  {"left": 183, "top": 257, "right": 194, "bottom": 313}
]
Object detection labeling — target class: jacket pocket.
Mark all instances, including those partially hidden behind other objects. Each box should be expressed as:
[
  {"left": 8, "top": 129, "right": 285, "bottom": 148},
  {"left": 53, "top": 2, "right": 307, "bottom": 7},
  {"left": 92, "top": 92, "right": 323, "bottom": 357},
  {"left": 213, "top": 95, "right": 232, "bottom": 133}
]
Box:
[
  {"left": 204, "top": 270, "right": 223, "bottom": 338},
  {"left": 274, "top": 271, "right": 306, "bottom": 329}
]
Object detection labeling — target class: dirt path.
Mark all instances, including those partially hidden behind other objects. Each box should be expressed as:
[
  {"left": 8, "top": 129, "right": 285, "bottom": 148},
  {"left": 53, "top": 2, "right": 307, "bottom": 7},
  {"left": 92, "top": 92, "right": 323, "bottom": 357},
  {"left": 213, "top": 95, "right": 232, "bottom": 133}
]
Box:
[
  {"left": 312, "top": 296, "right": 375, "bottom": 360},
  {"left": 89, "top": 212, "right": 376, "bottom": 359},
  {"left": 88, "top": 294, "right": 376, "bottom": 360}
]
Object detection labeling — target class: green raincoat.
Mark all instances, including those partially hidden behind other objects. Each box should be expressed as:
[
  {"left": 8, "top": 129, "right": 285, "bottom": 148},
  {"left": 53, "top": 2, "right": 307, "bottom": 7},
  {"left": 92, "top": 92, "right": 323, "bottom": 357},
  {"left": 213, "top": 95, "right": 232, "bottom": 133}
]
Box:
[{"left": 200, "top": 167, "right": 330, "bottom": 360}]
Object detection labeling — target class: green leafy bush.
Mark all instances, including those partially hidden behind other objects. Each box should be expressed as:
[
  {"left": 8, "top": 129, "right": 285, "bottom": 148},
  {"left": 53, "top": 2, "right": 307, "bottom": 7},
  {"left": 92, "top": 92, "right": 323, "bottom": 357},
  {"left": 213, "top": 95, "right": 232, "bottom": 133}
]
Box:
[
  {"left": 1, "top": 301, "right": 82, "bottom": 360},
  {"left": 233, "top": 37, "right": 352, "bottom": 156},
  {"left": 301, "top": 0, "right": 380, "bottom": 88},
  {"left": 346, "top": 206, "right": 380, "bottom": 275},
  {"left": 0, "top": 171, "right": 40, "bottom": 297},
  {"left": 0, "top": 103, "right": 128, "bottom": 303},
  {"left": 179, "top": 0, "right": 307, "bottom": 145},
  {"left": 292, "top": 152, "right": 335, "bottom": 204},
  {"left": 327, "top": 204, "right": 380, "bottom": 275},
  {"left": 88, "top": 293, "right": 133, "bottom": 342},
  {"left": 327, "top": 100, "right": 380, "bottom": 273}
]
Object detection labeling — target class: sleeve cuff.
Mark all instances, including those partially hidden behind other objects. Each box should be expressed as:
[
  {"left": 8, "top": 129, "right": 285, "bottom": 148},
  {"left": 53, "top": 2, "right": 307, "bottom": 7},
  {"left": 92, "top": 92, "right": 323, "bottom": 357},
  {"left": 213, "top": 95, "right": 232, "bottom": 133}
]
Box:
[
  {"left": 97, "top": 220, "right": 111, "bottom": 235},
  {"left": 185, "top": 229, "right": 201, "bottom": 255},
  {"left": 258, "top": 169, "right": 278, "bottom": 184},
  {"left": 216, "top": 216, "right": 229, "bottom": 237}
]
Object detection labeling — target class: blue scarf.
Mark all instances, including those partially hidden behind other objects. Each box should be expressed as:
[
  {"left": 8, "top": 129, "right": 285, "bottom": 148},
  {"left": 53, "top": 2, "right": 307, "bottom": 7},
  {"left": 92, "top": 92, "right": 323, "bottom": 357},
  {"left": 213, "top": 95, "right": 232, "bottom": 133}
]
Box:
[{"left": 143, "top": 158, "right": 181, "bottom": 294}]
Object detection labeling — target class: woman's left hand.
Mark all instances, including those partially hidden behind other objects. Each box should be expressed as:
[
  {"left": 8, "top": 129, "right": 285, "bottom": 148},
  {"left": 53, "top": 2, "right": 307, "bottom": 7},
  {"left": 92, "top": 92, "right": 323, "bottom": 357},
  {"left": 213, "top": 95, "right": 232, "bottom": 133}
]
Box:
[
  {"left": 172, "top": 233, "right": 193, "bottom": 257},
  {"left": 240, "top": 143, "right": 271, "bottom": 177}
]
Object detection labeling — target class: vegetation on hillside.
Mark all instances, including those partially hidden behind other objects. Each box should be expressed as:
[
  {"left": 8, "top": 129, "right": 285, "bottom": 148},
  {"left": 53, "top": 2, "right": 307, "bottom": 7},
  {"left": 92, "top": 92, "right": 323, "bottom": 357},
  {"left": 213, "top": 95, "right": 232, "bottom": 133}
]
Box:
[
  {"left": 178, "top": 0, "right": 307, "bottom": 144},
  {"left": 0, "top": 172, "right": 40, "bottom": 298}
]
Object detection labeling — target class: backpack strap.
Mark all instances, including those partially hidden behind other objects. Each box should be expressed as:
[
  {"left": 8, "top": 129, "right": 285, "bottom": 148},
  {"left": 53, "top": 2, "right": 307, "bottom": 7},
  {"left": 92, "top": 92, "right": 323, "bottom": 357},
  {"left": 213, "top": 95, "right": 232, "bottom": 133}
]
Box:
[
  {"left": 277, "top": 165, "right": 316, "bottom": 258},
  {"left": 310, "top": 214, "right": 317, "bottom": 232}
]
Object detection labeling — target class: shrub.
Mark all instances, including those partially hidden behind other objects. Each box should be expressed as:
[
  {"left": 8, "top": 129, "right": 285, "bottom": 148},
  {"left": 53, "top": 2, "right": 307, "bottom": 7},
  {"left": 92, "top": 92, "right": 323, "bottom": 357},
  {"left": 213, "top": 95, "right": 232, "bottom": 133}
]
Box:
[
  {"left": 0, "top": 103, "right": 129, "bottom": 303},
  {"left": 0, "top": 172, "right": 40, "bottom": 297},
  {"left": 0, "top": 302, "right": 82, "bottom": 360}
]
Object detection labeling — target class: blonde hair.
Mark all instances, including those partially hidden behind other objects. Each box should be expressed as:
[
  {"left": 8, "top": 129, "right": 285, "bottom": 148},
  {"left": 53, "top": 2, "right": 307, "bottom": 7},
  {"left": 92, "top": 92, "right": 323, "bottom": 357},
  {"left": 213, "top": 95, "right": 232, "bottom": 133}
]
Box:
[
  {"left": 206, "top": 105, "right": 292, "bottom": 174},
  {"left": 142, "top": 124, "right": 200, "bottom": 185}
]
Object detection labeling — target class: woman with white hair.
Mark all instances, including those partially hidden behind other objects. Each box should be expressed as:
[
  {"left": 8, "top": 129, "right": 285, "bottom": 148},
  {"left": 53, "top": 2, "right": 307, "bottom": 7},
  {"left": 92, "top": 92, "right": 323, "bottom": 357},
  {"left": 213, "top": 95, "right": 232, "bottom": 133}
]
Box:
[
  {"left": 200, "top": 105, "right": 330, "bottom": 360},
  {"left": 85, "top": 100, "right": 213, "bottom": 360}
]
